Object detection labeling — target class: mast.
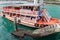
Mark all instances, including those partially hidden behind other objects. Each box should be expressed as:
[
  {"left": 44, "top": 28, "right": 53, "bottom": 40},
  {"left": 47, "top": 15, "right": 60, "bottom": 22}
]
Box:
[
  {"left": 40, "top": 0, "right": 44, "bottom": 5},
  {"left": 39, "top": 0, "right": 44, "bottom": 9},
  {"left": 14, "top": 16, "right": 18, "bottom": 31}
]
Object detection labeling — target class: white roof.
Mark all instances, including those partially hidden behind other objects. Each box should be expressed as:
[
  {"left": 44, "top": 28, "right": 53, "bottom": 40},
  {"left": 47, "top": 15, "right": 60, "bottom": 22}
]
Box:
[
  {"left": 0, "top": 1, "right": 40, "bottom": 7},
  {"left": 14, "top": 3, "right": 40, "bottom": 6}
]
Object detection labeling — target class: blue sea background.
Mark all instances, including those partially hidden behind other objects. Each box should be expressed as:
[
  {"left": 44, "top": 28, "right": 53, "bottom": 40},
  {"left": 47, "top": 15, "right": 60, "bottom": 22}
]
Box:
[{"left": 0, "top": 4, "right": 60, "bottom": 40}]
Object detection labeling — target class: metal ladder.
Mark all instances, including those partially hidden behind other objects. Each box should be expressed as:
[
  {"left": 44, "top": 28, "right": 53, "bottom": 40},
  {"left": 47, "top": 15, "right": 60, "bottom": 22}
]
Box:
[{"left": 42, "top": 10, "right": 51, "bottom": 22}]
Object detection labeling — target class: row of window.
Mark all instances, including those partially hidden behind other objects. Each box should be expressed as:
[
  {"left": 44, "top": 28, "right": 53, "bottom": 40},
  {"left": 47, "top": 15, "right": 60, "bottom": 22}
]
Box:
[
  {"left": 35, "top": 24, "right": 56, "bottom": 29},
  {"left": 2, "top": 12, "right": 36, "bottom": 20},
  {"left": 19, "top": 6, "right": 40, "bottom": 11},
  {"left": 4, "top": 6, "right": 40, "bottom": 11}
]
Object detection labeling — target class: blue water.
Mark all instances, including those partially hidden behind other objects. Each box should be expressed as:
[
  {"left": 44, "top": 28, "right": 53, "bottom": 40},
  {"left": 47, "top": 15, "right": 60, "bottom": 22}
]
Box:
[
  {"left": 45, "top": 4, "right": 60, "bottom": 19},
  {"left": 0, "top": 4, "right": 60, "bottom": 40}
]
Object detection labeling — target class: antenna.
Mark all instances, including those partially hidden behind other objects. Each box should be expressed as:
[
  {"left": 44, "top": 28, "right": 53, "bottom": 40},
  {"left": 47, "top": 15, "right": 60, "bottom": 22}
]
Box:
[
  {"left": 40, "top": 0, "right": 44, "bottom": 8},
  {"left": 40, "top": 0, "right": 44, "bottom": 5},
  {"left": 34, "top": 0, "right": 38, "bottom": 4}
]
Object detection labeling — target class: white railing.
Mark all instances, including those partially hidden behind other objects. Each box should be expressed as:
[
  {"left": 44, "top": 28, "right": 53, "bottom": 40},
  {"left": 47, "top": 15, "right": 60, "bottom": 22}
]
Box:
[{"left": 42, "top": 10, "right": 51, "bottom": 22}]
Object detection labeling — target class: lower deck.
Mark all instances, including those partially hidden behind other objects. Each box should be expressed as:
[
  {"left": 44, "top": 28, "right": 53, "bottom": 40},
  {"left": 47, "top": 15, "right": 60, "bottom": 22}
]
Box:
[
  {"left": 0, "top": 12, "right": 60, "bottom": 28},
  {"left": 0, "top": 13, "right": 37, "bottom": 28}
]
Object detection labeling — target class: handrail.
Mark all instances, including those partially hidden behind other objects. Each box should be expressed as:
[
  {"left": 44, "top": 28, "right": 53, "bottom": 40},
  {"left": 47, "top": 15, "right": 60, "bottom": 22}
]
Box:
[{"left": 42, "top": 10, "right": 51, "bottom": 22}]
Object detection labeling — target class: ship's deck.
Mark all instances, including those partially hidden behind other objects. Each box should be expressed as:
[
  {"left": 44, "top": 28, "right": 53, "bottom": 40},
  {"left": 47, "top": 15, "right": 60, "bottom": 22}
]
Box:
[{"left": 0, "top": 13, "right": 36, "bottom": 28}]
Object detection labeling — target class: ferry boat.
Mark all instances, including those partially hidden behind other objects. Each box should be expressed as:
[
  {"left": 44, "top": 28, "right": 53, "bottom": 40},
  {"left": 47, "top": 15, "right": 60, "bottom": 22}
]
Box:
[{"left": 0, "top": 0, "right": 60, "bottom": 36}]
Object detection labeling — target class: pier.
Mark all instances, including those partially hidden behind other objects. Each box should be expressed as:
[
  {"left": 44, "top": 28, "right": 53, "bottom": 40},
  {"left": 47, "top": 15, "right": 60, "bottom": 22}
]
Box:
[{"left": 44, "top": 1, "right": 60, "bottom": 5}]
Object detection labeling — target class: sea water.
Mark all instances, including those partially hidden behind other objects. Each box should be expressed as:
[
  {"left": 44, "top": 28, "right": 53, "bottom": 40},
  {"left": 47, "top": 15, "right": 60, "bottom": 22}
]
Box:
[{"left": 0, "top": 4, "right": 60, "bottom": 40}]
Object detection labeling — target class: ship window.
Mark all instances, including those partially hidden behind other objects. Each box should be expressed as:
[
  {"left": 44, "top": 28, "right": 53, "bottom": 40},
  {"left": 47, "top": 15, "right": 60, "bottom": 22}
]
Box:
[
  {"left": 20, "top": 6, "right": 21, "bottom": 9},
  {"left": 10, "top": 13, "right": 12, "bottom": 17},
  {"left": 14, "top": 7, "right": 20, "bottom": 10},
  {"left": 30, "top": 16, "right": 36, "bottom": 20},
  {"left": 37, "top": 24, "right": 39, "bottom": 27},
  {"left": 7, "top": 12, "right": 9, "bottom": 15},
  {"left": 23, "top": 6, "right": 25, "bottom": 9},
  {"left": 36, "top": 6, "right": 40, "bottom": 11},
  {"left": 13, "top": 13, "right": 16, "bottom": 16},
  {"left": 50, "top": 25, "right": 53, "bottom": 28},
  {"left": 26, "top": 16, "right": 30, "bottom": 18},
  {"left": 31, "top": 6, "right": 33, "bottom": 11},
  {"left": 40, "top": 24, "right": 48, "bottom": 28},
  {"left": 52, "top": 25, "right": 54, "bottom": 28},
  {"left": 22, "top": 6, "right": 34, "bottom": 10},
  {"left": 6, "top": 12, "right": 9, "bottom": 15},
  {"left": 26, "top": 6, "right": 28, "bottom": 9},
  {"left": 27, "top": 6, "right": 29, "bottom": 9},
  {"left": 29, "top": 6, "right": 31, "bottom": 9},
  {"left": 8, "top": 6, "right": 12, "bottom": 9},
  {"left": 23, "top": 6, "right": 28, "bottom": 9},
  {"left": 2, "top": 12, "right": 9, "bottom": 15},
  {"left": 21, "top": 15, "right": 25, "bottom": 17},
  {"left": 17, "top": 14, "right": 20, "bottom": 17},
  {"left": 20, "top": 6, "right": 21, "bottom": 8}
]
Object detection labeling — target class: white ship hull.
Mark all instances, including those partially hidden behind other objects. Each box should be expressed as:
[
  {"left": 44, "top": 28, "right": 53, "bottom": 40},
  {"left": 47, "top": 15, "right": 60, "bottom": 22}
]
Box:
[{"left": 32, "top": 23, "right": 60, "bottom": 36}]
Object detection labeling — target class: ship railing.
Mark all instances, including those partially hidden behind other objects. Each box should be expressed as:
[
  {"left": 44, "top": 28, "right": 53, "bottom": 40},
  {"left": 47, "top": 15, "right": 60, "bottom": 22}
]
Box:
[
  {"left": 17, "top": 17, "right": 35, "bottom": 26},
  {"left": 2, "top": 10, "right": 20, "bottom": 13},
  {"left": 17, "top": 16, "right": 36, "bottom": 24},
  {"left": 19, "top": 18, "right": 35, "bottom": 23},
  {"left": 45, "top": 11, "right": 51, "bottom": 19},
  {"left": 42, "top": 10, "right": 51, "bottom": 22}
]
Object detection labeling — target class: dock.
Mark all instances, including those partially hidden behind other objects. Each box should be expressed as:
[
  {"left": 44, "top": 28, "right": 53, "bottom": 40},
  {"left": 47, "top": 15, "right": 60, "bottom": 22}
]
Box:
[{"left": 44, "top": 1, "right": 60, "bottom": 5}]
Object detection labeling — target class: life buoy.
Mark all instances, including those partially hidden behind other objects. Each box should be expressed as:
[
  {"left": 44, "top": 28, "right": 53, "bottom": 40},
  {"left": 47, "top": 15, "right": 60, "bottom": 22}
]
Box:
[{"left": 3, "top": 14, "right": 5, "bottom": 17}]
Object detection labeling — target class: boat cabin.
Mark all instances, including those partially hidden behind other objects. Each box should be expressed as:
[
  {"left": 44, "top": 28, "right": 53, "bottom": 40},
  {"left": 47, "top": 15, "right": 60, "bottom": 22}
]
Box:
[
  {"left": 2, "top": 4, "right": 40, "bottom": 17},
  {"left": 2, "top": 5, "right": 39, "bottom": 24}
]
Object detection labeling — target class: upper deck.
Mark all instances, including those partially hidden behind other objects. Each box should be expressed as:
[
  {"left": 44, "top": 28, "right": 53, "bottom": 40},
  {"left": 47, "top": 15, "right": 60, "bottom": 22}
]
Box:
[{"left": 0, "top": 1, "right": 40, "bottom": 7}]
